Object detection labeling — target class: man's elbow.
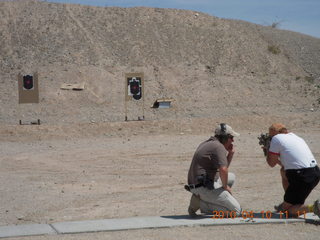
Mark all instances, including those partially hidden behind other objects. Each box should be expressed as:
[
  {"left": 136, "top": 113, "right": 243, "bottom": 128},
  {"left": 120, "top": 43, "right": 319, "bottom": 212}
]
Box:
[
  {"left": 266, "top": 158, "right": 277, "bottom": 168},
  {"left": 267, "top": 161, "right": 276, "bottom": 168},
  {"left": 219, "top": 166, "right": 228, "bottom": 173}
]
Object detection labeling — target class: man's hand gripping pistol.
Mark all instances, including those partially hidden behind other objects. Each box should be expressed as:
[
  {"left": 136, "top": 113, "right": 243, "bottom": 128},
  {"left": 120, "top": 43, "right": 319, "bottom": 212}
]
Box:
[{"left": 258, "top": 133, "right": 272, "bottom": 156}]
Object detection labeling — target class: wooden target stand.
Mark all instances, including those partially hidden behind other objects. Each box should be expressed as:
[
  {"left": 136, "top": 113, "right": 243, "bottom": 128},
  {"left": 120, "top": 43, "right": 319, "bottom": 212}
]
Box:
[
  {"left": 18, "top": 73, "right": 41, "bottom": 125},
  {"left": 124, "top": 73, "right": 145, "bottom": 121}
]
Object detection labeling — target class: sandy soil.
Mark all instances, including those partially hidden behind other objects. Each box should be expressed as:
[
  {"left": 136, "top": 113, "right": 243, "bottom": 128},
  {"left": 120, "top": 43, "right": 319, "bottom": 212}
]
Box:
[{"left": 1, "top": 117, "right": 319, "bottom": 239}]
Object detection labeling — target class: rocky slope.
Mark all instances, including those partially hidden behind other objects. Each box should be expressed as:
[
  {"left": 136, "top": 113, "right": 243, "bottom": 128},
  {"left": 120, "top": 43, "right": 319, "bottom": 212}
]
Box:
[{"left": 0, "top": 0, "right": 319, "bottom": 125}]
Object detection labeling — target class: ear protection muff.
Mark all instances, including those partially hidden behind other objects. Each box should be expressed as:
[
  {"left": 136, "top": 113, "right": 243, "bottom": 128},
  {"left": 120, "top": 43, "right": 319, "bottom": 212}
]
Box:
[
  {"left": 218, "top": 123, "right": 229, "bottom": 144},
  {"left": 220, "top": 123, "right": 227, "bottom": 135}
]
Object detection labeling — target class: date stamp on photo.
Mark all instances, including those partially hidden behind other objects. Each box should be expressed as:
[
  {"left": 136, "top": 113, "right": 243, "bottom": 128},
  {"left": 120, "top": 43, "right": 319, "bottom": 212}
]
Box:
[{"left": 212, "top": 210, "right": 307, "bottom": 219}]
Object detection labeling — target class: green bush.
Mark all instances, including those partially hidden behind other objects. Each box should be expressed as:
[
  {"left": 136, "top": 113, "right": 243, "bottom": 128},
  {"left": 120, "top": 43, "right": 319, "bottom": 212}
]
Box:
[
  {"left": 268, "top": 45, "right": 281, "bottom": 54},
  {"left": 305, "top": 76, "right": 314, "bottom": 83}
]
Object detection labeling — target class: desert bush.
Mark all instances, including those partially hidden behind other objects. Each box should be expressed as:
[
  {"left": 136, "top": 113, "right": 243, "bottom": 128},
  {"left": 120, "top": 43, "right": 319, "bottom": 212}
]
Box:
[
  {"left": 305, "top": 76, "right": 314, "bottom": 83},
  {"left": 271, "top": 21, "right": 281, "bottom": 28},
  {"left": 268, "top": 45, "right": 281, "bottom": 54}
]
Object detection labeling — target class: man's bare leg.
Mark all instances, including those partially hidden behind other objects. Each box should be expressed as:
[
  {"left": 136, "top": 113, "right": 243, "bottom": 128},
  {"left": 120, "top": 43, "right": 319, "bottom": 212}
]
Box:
[{"left": 280, "top": 167, "right": 289, "bottom": 191}]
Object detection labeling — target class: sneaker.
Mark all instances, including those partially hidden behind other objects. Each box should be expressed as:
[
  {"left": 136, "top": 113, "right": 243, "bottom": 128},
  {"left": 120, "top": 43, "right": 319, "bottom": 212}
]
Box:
[
  {"left": 314, "top": 199, "right": 320, "bottom": 218},
  {"left": 274, "top": 203, "right": 284, "bottom": 212},
  {"left": 188, "top": 206, "right": 198, "bottom": 218}
]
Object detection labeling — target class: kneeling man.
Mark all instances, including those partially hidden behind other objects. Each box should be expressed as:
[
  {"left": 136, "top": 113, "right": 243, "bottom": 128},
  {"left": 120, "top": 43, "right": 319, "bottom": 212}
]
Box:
[{"left": 186, "top": 123, "right": 242, "bottom": 217}]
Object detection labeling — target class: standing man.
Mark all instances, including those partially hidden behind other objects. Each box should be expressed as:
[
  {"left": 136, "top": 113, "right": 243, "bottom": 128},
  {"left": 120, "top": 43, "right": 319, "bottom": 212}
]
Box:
[
  {"left": 186, "top": 123, "right": 242, "bottom": 217},
  {"left": 265, "top": 123, "right": 320, "bottom": 217}
]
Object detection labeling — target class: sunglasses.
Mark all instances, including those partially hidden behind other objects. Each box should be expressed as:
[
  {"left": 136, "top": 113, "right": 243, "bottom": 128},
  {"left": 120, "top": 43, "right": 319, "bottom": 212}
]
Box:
[{"left": 228, "top": 135, "right": 234, "bottom": 140}]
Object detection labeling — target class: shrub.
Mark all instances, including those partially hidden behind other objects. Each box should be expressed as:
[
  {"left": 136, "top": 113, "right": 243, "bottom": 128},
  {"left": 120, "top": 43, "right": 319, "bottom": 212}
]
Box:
[
  {"left": 271, "top": 21, "right": 281, "bottom": 28},
  {"left": 305, "top": 76, "right": 314, "bottom": 83},
  {"left": 268, "top": 45, "right": 281, "bottom": 54}
]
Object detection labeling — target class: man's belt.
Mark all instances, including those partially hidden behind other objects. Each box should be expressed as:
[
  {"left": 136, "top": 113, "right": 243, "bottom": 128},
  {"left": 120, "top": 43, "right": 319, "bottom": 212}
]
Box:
[{"left": 184, "top": 183, "right": 203, "bottom": 192}]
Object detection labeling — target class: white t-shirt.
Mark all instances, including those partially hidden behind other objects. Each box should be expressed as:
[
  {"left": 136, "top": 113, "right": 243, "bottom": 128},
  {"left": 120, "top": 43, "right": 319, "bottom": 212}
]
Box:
[{"left": 269, "top": 133, "right": 317, "bottom": 170}]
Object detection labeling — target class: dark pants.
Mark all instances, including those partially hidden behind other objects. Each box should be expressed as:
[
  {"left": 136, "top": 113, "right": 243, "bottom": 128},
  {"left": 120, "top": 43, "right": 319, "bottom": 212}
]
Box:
[{"left": 284, "top": 166, "right": 320, "bottom": 205}]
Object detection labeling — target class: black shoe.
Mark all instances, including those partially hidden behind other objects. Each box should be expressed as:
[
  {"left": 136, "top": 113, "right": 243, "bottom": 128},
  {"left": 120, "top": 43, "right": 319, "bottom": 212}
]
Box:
[{"left": 274, "top": 203, "right": 284, "bottom": 212}]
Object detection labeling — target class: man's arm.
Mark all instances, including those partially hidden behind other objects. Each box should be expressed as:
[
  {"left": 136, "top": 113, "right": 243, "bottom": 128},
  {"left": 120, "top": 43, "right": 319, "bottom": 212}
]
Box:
[
  {"left": 266, "top": 152, "right": 281, "bottom": 167},
  {"left": 266, "top": 137, "right": 281, "bottom": 167},
  {"left": 226, "top": 144, "right": 235, "bottom": 167},
  {"left": 219, "top": 166, "right": 232, "bottom": 194}
]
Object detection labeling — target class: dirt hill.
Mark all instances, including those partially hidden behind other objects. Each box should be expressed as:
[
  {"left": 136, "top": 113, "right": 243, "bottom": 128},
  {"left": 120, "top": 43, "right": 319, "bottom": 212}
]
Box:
[{"left": 0, "top": 0, "right": 319, "bottom": 126}]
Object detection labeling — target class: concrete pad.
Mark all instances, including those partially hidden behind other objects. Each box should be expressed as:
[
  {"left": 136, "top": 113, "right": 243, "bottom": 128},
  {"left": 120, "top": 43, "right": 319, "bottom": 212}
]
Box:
[
  {"left": 51, "top": 213, "right": 319, "bottom": 234},
  {"left": 0, "top": 223, "right": 56, "bottom": 238},
  {"left": 0, "top": 213, "right": 319, "bottom": 238}
]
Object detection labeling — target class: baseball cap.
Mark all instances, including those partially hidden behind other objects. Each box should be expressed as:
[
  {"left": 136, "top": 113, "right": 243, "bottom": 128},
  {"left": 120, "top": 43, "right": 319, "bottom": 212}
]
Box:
[{"left": 214, "top": 123, "right": 240, "bottom": 137}]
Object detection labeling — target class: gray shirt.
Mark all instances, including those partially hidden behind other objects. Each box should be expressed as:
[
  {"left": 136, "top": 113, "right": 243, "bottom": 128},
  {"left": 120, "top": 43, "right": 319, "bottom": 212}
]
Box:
[{"left": 188, "top": 136, "right": 228, "bottom": 184}]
